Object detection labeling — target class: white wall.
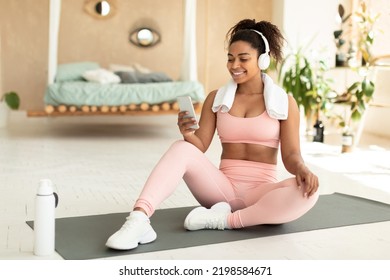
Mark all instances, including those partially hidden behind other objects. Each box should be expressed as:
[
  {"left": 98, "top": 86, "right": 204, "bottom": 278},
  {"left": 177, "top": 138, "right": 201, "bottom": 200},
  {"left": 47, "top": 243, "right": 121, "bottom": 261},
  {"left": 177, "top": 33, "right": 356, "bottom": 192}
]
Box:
[
  {"left": 365, "top": 0, "right": 390, "bottom": 137},
  {"left": 272, "top": 0, "right": 389, "bottom": 65},
  {"left": 365, "top": 0, "right": 390, "bottom": 57},
  {"left": 274, "top": 0, "right": 341, "bottom": 66},
  {"left": 363, "top": 66, "right": 390, "bottom": 138},
  {"left": 273, "top": 0, "right": 390, "bottom": 139}
]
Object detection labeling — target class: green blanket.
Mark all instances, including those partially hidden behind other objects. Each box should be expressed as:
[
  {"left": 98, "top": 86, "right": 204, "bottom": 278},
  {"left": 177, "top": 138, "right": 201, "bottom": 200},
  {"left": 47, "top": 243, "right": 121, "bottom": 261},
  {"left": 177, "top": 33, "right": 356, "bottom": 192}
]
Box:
[{"left": 44, "top": 81, "right": 205, "bottom": 106}]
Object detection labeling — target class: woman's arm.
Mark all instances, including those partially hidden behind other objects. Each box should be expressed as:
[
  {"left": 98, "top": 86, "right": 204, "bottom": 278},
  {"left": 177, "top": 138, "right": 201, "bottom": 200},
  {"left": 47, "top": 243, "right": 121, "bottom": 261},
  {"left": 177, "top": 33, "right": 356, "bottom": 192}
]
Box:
[
  {"left": 178, "top": 91, "right": 217, "bottom": 153},
  {"left": 280, "top": 95, "right": 319, "bottom": 197}
]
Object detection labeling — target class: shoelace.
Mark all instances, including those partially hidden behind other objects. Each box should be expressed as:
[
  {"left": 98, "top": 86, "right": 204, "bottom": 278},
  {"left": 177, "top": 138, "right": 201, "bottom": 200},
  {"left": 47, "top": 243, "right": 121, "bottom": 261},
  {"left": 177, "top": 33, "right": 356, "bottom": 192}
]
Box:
[
  {"left": 205, "top": 217, "right": 225, "bottom": 230},
  {"left": 120, "top": 217, "right": 140, "bottom": 231}
]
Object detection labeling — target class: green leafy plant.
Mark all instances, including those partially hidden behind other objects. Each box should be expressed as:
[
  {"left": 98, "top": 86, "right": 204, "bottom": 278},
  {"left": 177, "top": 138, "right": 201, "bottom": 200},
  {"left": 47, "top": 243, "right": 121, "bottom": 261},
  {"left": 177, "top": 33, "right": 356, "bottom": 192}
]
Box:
[
  {"left": 337, "top": 75, "right": 374, "bottom": 127},
  {"left": 278, "top": 47, "right": 314, "bottom": 118},
  {"left": 354, "top": 0, "right": 381, "bottom": 66},
  {"left": 305, "top": 60, "right": 336, "bottom": 119},
  {"left": 332, "top": 71, "right": 375, "bottom": 152},
  {"left": 334, "top": 4, "right": 352, "bottom": 66},
  {"left": 1, "top": 91, "right": 20, "bottom": 110},
  {"left": 279, "top": 48, "right": 335, "bottom": 113}
]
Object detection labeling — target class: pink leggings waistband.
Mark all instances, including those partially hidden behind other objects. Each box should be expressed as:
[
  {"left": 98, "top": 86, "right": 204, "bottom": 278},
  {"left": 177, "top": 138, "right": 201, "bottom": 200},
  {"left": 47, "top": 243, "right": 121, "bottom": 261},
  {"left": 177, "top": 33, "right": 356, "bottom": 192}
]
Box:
[{"left": 219, "top": 159, "right": 278, "bottom": 185}]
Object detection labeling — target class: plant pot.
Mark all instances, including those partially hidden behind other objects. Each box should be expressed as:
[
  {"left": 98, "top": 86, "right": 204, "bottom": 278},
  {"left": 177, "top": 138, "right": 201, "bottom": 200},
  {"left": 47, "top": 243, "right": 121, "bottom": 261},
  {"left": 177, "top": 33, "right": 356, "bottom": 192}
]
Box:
[
  {"left": 341, "top": 132, "right": 354, "bottom": 153},
  {"left": 313, "top": 119, "right": 325, "bottom": 143},
  {"left": 335, "top": 53, "right": 348, "bottom": 67},
  {"left": 0, "top": 101, "right": 9, "bottom": 128}
]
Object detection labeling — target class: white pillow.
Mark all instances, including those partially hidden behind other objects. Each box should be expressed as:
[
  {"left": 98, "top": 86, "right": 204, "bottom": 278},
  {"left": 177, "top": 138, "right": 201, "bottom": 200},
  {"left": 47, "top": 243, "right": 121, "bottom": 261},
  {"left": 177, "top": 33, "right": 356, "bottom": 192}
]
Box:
[
  {"left": 82, "top": 68, "right": 121, "bottom": 84},
  {"left": 133, "top": 63, "right": 152, "bottom": 74},
  {"left": 109, "top": 64, "right": 135, "bottom": 72}
]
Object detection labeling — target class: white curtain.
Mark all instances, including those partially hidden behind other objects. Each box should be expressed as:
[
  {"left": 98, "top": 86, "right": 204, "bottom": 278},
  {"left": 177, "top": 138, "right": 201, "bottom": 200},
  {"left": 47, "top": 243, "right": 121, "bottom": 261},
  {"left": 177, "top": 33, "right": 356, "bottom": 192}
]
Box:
[
  {"left": 181, "top": 0, "right": 197, "bottom": 81},
  {"left": 48, "top": 0, "right": 61, "bottom": 84}
]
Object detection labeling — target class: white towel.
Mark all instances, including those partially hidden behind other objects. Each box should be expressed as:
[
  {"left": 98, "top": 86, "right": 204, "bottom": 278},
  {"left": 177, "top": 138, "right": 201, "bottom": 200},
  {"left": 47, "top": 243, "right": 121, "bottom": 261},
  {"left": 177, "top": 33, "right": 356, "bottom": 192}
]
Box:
[
  {"left": 212, "top": 73, "right": 288, "bottom": 120},
  {"left": 211, "top": 79, "right": 237, "bottom": 113}
]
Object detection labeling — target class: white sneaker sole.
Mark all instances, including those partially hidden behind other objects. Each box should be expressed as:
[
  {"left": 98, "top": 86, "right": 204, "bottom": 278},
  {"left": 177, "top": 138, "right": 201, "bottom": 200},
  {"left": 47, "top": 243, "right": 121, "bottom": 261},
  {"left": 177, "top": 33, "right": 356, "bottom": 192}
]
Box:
[{"left": 106, "top": 229, "right": 157, "bottom": 250}]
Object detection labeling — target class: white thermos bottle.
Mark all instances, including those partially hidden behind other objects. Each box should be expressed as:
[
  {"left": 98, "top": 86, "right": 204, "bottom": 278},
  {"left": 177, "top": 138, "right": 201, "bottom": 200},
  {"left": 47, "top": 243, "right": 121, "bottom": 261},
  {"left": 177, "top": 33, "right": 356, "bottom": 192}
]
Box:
[{"left": 34, "top": 179, "right": 58, "bottom": 256}]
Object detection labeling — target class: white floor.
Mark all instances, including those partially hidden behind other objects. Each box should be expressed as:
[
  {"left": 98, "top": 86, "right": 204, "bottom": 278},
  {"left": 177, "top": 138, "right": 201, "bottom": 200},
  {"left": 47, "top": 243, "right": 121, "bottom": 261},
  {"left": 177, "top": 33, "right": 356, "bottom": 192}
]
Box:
[{"left": 1, "top": 111, "right": 390, "bottom": 261}]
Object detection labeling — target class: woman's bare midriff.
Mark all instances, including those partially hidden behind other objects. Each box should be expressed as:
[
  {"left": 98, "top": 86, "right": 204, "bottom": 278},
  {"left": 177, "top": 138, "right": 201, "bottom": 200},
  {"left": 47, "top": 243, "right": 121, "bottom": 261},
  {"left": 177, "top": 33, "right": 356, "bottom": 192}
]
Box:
[{"left": 221, "top": 143, "right": 278, "bottom": 164}]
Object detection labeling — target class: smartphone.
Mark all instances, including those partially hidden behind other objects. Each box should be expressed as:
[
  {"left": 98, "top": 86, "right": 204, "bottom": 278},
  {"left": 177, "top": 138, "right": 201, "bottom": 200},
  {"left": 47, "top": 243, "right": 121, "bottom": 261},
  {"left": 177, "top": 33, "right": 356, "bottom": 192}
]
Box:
[{"left": 177, "top": 96, "right": 199, "bottom": 130}]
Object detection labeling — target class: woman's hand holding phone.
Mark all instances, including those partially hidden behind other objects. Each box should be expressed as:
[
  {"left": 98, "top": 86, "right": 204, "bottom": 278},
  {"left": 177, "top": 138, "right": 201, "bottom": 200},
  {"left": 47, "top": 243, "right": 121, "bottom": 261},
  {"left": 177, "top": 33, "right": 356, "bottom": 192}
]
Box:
[{"left": 177, "top": 96, "right": 199, "bottom": 136}]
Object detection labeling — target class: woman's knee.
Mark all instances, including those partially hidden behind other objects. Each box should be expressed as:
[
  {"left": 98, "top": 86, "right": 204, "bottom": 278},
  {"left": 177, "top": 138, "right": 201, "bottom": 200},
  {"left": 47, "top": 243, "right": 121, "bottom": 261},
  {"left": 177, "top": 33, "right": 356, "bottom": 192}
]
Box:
[{"left": 169, "top": 140, "right": 199, "bottom": 155}]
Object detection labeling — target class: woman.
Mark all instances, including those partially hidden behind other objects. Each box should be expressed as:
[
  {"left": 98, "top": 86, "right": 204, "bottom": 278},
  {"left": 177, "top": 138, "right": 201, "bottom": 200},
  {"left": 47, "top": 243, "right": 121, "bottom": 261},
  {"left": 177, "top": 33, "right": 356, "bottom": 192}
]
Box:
[{"left": 106, "top": 19, "right": 319, "bottom": 250}]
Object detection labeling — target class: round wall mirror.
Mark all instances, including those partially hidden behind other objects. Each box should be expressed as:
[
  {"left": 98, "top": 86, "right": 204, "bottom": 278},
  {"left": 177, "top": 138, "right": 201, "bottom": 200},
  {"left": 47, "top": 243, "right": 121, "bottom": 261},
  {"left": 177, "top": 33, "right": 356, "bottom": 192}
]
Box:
[
  {"left": 129, "top": 28, "right": 161, "bottom": 48},
  {"left": 95, "top": 1, "right": 111, "bottom": 16},
  {"left": 84, "top": 0, "right": 117, "bottom": 19}
]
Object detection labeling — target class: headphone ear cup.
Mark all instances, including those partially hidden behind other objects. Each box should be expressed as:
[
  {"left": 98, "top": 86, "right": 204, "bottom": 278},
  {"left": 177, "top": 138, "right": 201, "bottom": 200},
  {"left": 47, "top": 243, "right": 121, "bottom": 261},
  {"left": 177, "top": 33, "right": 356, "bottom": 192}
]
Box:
[{"left": 258, "top": 53, "right": 270, "bottom": 70}]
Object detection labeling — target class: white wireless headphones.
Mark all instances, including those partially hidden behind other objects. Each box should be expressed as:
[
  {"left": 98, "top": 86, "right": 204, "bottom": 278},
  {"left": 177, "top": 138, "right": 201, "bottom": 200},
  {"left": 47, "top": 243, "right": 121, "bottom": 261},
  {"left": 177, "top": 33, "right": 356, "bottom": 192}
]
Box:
[{"left": 250, "top": 29, "right": 270, "bottom": 70}]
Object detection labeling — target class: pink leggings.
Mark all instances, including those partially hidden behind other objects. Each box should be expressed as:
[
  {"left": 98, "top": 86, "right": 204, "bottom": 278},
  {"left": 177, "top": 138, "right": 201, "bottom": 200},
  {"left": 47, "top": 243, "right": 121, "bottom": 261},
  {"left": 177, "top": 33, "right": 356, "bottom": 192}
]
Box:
[{"left": 134, "top": 140, "right": 319, "bottom": 228}]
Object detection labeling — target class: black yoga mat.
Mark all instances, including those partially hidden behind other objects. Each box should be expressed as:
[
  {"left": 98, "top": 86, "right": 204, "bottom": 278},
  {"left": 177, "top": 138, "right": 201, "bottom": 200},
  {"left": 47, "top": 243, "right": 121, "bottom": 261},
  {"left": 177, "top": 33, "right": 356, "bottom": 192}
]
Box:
[{"left": 27, "top": 193, "right": 390, "bottom": 260}]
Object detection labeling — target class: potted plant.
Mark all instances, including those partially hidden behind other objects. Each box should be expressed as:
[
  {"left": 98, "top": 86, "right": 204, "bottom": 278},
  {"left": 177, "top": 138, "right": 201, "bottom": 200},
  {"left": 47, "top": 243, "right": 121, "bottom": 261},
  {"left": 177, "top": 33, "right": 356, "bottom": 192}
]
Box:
[
  {"left": 334, "top": 4, "right": 352, "bottom": 67},
  {"left": 0, "top": 91, "right": 20, "bottom": 128},
  {"left": 333, "top": 68, "right": 375, "bottom": 152},
  {"left": 278, "top": 46, "right": 335, "bottom": 137},
  {"left": 353, "top": 0, "right": 381, "bottom": 66},
  {"left": 278, "top": 46, "right": 315, "bottom": 132},
  {"left": 305, "top": 60, "right": 337, "bottom": 142},
  {"left": 1, "top": 91, "right": 20, "bottom": 110},
  {"left": 332, "top": 1, "right": 380, "bottom": 152}
]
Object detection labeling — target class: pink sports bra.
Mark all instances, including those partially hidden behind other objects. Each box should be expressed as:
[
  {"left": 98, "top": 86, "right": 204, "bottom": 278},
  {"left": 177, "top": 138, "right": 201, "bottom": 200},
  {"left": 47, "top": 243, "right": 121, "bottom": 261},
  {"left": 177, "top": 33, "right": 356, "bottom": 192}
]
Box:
[{"left": 216, "top": 110, "right": 280, "bottom": 148}]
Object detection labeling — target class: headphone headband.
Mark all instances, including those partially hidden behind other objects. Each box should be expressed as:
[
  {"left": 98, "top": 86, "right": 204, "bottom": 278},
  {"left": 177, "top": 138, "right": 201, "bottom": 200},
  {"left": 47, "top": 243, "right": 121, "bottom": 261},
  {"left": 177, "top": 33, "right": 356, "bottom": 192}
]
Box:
[
  {"left": 250, "top": 29, "right": 269, "bottom": 54},
  {"left": 249, "top": 29, "right": 270, "bottom": 70}
]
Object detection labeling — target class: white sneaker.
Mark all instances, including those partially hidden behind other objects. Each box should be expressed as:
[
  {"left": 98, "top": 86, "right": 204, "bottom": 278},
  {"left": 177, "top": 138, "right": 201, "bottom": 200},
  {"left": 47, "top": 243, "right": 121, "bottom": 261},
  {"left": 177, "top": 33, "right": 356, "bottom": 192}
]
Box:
[
  {"left": 184, "top": 202, "right": 232, "bottom": 231},
  {"left": 105, "top": 211, "right": 157, "bottom": 250}
]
